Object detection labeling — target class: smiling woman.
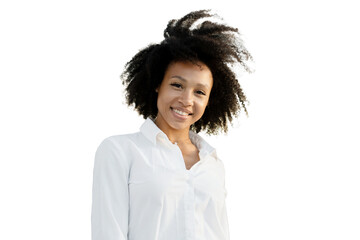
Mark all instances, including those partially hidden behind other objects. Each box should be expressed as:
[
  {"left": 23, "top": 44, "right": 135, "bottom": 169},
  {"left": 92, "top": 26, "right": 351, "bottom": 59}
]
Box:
[
  {"left": 155, "top": 61, "right": 213, "bottom": 142},
  {"left": 91, "top": 9, "right": 253, "bottom": 240},
  {"left": 121, "top": 9, "right": 252, "bottom": 135}
]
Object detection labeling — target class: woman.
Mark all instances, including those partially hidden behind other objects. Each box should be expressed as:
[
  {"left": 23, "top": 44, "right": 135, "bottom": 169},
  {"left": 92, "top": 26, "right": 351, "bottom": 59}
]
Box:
[{"left": 91, "top": 9, "right": 252, "bottom": 240}]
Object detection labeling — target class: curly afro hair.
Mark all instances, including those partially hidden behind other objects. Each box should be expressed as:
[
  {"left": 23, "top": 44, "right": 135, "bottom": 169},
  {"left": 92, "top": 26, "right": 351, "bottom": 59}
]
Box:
[{"left": 121, "top": 9, "right": 253, "bottom": 135}]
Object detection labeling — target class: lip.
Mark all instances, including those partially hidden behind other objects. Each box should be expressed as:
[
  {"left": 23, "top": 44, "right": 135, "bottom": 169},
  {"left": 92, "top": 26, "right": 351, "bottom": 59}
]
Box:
[
  {"left": 170, "top": 107, "right": 191, "bottom": 120},
  {"left": 171, "top": 107, "right": 193, "bottom": 115}
]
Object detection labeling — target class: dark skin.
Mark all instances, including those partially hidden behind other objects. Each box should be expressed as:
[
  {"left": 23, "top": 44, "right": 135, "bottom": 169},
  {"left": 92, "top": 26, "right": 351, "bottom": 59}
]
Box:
[
  {"left": 180, "top": 144, "right": 200, "bottom": 170},
  {"left": 154, "top": 61, "right": 213, "bottom": 170}
]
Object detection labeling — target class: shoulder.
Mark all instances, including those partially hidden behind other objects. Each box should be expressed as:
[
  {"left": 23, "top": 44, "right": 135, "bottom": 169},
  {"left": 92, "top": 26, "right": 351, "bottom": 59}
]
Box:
[
  {"left": 97, "top": 132, "right": 143, "bottom": 150},
  {"left": 94, "top": 132, "right": 144, "bottom": 167}
]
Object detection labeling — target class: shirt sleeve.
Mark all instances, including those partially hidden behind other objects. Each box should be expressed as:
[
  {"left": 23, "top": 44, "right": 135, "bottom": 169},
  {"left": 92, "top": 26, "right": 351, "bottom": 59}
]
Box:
[
  {"left": 91, "top": 137, "right": 130, "bottom": 240},
  {"left": 219, "top": 157, "right": 230, "bottom": 240}
]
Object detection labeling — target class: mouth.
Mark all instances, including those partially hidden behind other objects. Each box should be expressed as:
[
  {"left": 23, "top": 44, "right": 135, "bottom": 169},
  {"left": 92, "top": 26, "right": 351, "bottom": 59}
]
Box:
[{"left": 170, "top": 107, "right": 193, "bottom": 116}]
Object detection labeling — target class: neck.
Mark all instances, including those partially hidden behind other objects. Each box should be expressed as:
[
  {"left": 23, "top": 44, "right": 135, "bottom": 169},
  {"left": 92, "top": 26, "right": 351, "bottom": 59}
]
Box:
[{"left": 154, "top": 117, "right": 192, "bottom": 145}]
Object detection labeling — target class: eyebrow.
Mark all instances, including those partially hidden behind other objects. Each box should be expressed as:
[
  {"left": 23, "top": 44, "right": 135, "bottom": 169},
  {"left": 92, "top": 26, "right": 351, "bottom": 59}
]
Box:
[{"left": 170, "top": 75, "right": 210, "bottom": 89}]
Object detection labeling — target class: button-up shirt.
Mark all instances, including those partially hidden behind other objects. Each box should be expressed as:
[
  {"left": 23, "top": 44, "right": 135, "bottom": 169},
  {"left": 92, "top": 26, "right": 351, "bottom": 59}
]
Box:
[{"left": 91, "top": 118, "right": 230, "bottom": 240}]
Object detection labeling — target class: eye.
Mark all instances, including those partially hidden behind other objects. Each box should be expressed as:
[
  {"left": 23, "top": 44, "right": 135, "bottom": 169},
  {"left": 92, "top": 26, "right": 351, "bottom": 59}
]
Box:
[
  {"left": 170, "top": 83, "right": 182, "bottom": 88},
  {"left": 196, "top": 90, "right": 206, "bottom": 95}
]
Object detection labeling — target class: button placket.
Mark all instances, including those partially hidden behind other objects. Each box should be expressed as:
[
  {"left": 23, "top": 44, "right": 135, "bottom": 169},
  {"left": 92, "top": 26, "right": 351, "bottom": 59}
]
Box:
[
  {"left": 172, "top": 143, "right": 188, "bottom": 170},
  {"left": 169, "top": 139, "right": 196, "bottom": 238},
  {"left": 184, "top": 172, "right": 195, "bottom": 239}
]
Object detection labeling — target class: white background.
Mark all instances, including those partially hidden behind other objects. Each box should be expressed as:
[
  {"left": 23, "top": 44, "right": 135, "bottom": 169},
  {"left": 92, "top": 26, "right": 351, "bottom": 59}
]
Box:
[{"left": 1, "top": 0, "right": 359, "bottom": 239}]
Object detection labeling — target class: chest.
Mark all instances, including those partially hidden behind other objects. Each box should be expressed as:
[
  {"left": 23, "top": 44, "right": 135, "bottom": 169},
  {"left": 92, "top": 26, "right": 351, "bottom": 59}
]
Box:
[
  {"left": 181, "top": 149, "right": 200, "bottom": 170},
  {"left": 126, "top": 144, "right": 227, "bottom": 239},
  {"left": 127, "top": 141, "right": 226, "bottom": 194},
  {"left": 128, "top": 145, "right": 226, "bottom": 207}
]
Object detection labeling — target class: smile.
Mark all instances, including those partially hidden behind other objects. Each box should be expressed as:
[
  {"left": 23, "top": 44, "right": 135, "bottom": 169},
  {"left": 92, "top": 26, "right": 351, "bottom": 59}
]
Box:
[{"left": 170, "top": 107, "right": 192, "bottom": 116}]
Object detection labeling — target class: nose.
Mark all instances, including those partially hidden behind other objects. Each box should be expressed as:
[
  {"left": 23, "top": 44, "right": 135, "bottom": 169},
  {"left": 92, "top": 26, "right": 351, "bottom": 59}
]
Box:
[{"left": 178, "top": 90, "right": 193, "bottom": 106}]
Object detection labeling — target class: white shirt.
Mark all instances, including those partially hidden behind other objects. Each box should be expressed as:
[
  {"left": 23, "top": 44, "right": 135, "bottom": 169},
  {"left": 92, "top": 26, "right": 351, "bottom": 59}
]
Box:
[{"left": 91, "top": 118, "right": 230, "bottom": 240}]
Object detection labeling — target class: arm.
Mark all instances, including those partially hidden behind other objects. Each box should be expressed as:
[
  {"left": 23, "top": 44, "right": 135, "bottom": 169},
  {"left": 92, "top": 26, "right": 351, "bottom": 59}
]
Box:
[{"left": 91, "top": 137, "right": 130, "bottom": 240}]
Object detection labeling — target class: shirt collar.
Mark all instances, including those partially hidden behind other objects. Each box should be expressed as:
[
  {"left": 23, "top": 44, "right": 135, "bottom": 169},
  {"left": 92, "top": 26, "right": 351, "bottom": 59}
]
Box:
[
  {"left": 140, "top": 117, "right": 217, "bottom": 158},
  {"left": 139, "top": 117, "right": 165, "bottom": 145}
]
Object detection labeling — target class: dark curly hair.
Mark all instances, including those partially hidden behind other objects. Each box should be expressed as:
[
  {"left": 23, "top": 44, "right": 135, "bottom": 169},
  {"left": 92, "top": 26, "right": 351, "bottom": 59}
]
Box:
[{"left": 121, "top": 9, "right": 253, "bottom": 135}]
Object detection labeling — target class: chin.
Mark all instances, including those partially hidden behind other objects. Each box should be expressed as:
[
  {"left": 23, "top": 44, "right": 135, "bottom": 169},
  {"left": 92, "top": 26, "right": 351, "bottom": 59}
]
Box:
[{"left": 168, "top": 122, "right": 192, "bottom": 131}]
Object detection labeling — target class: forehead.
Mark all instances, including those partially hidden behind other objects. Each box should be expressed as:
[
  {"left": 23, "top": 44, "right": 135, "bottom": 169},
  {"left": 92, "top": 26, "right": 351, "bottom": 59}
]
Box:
[{"left": 163, "top": 61, "right": 213, "bottom": 88}]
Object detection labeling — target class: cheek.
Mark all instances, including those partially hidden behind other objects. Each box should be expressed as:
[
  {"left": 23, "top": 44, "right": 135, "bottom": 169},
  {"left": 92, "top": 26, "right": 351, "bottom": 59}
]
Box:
[
  {"left": 157, "top": 92, "right": 171, "bottom": 109},
  {"left": 195, "top": 99, "right": 209, "bottom": 111},
  {"left": 159, "top": 91, "right": 178, "bottom": 105}
]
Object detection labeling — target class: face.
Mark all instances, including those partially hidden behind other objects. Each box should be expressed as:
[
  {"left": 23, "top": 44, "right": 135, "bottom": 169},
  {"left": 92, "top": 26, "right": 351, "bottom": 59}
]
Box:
[{"left": 155, "top": 61, "right": 213, "bottom": 132}]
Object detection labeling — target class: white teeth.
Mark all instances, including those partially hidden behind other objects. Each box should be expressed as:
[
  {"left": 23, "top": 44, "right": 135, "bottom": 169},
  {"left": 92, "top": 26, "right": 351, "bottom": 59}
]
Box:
[{"left": 172, "top": 108, "right": 188, "bottom": 116}]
